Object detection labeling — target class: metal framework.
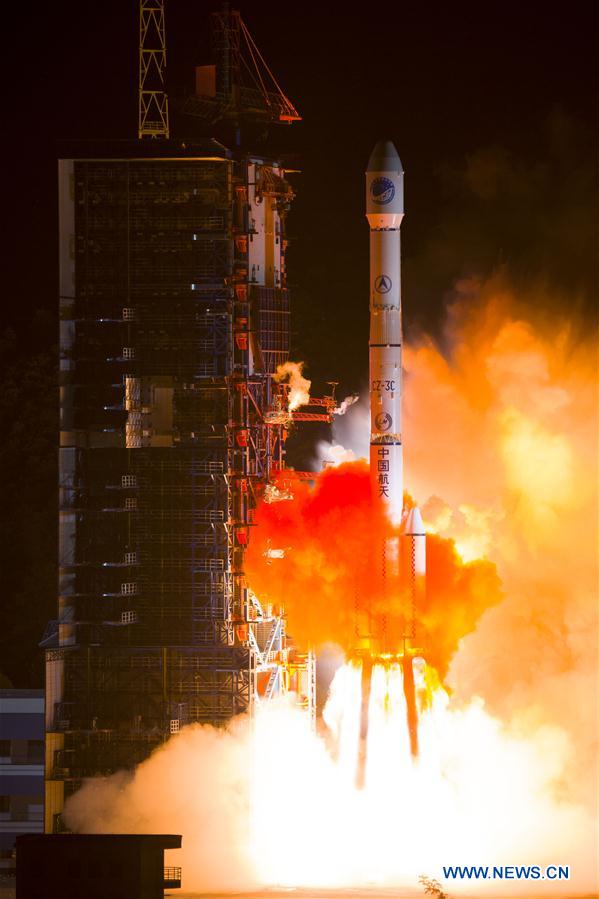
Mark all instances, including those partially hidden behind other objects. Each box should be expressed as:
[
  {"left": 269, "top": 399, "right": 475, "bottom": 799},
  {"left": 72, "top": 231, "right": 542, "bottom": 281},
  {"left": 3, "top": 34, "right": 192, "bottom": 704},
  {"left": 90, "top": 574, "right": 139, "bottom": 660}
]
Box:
[
  {"left": 49, "top": 148, "right": 315, "bottom": 831},
  {"left": 179, "top": 7, "right": 301, "bottom": 127},
  {"left": 139, "top": 0, "right": 170, "bottom": 139},
  {"left": 46, "top": 5, "right": 313, "bottom": 833}
]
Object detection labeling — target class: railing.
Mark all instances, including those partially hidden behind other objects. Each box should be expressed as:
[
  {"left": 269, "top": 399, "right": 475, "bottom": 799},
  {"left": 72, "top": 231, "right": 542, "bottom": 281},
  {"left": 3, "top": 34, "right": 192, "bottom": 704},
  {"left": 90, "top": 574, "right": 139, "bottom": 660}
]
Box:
[{"left": 164, "top": 866, "right": 182, "bottom": 887}]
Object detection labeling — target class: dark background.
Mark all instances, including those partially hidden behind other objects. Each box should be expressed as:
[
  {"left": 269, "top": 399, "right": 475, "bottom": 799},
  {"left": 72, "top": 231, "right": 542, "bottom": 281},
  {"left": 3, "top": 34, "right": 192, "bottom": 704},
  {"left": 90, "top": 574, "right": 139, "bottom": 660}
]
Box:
[{"left": 2, "top": 1, "right": 597, "bottom": 686}]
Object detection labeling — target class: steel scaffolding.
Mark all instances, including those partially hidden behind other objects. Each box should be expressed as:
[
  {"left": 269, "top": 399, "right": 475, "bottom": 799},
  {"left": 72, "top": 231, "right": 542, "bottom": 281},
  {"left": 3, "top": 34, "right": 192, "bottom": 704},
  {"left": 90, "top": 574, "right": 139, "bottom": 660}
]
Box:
[{"left": 48, "top": 147, "right": 314, "bottom": 831}]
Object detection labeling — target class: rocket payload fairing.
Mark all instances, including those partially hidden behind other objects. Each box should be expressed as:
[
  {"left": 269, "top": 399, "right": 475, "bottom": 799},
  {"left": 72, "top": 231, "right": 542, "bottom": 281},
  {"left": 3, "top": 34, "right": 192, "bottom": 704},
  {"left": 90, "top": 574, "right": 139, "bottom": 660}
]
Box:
[{"left": 366, "top": 140, "right": 426, "bottom": 646}]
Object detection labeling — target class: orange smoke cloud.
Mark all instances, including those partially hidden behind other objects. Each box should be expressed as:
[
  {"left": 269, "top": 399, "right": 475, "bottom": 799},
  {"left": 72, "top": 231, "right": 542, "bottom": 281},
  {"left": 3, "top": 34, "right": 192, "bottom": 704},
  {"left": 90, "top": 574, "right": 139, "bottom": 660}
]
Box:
[
  {"left": 245, "top": 462, "right": 502, "bottom": 676},
  {"left": 399, "top": 277, "right": 598, "bottom": 808},
  {"left": 63, "top": 277, "right": 598, "bottom": 894},
  {"left": 250, "top": 274, "right": 598, "bottom": 804},
  {"left": 424, "top": 533, "right": 502, "bottom": 677}
]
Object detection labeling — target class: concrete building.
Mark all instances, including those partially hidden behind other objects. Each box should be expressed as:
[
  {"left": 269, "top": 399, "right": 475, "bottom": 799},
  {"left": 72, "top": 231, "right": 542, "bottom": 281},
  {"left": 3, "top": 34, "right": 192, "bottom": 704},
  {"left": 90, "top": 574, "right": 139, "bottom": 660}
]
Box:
[
  {"left": 0, "top": 690, "right": 44, "bottom": 878},
  {"left": 17, "top": 833, "right": 181, "bottom": 899}
]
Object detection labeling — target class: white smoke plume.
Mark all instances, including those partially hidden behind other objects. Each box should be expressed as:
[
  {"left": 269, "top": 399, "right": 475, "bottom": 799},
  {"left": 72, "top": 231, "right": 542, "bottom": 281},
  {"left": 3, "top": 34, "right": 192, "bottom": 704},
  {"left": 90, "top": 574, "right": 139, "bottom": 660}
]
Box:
[
  {"left": 333, "top": 393, "right": 360, "bottom": 415},
  {"left": 320, "top": 443, "right": 356, "bottom": 466},
  {"left": 64, "top": 714, "right": 256, "bottom": 892},
  {"left": 316, "top": 394, "right": 369, "bottom": 466},
  {"left": 63, "top": 690, "right": 597, "bottom": 894},
  {"left": 273, "top": 360, "right": 311, "bottom": 411}
]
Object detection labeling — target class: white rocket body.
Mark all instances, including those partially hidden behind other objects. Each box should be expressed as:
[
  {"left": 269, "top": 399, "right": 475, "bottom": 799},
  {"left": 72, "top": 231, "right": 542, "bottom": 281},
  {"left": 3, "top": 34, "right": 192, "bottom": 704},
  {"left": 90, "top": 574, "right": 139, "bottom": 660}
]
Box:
[
  {"left": 366, "top": 141, "right": 426, "bottom": 643},
  {"left": 366, "top": 141, "right": 405, "bottom": 526}
]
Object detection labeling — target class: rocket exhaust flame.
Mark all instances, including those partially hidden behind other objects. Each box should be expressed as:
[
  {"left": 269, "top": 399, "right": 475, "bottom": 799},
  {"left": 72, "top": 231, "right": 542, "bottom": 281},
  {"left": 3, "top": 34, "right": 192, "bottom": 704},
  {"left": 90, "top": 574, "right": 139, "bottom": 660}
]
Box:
[
  {"left": 61, "top": 141, "right": 597, "bottom": 893},
  {"left": 63, "top": 284, "right": 599, "bottom": 891},
  {"left": 246, "top": 460, "right": 503, "bottom": 675},
  {"left": 356, "top": 654, "right": 372, "bottom": 789},
  {"left": 356, "top": 652, "right": 420, "bottom": 788},
  {"left": 330, "top": 658, "right": 428, "bottom": 793}
]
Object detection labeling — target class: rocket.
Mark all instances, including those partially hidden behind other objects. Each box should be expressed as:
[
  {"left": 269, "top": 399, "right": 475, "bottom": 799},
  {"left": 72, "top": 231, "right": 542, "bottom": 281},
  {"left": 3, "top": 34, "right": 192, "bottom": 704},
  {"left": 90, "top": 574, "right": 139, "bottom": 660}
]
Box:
[
  {"left": 366, "top": 140, "right": 405, "bottom": 526},
  {"left": 353, "top": 142, "right": 427, "bottom": 776},
  {"left": 366, "top": 140, "right": 426, "bottom": 647}
]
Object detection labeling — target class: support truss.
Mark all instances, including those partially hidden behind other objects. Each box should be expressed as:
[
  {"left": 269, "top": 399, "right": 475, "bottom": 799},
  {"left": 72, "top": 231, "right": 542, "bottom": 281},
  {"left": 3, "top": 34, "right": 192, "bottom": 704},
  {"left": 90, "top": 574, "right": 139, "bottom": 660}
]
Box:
[{"left": 139, "top": 0, "right": 170, "bottom": 139}]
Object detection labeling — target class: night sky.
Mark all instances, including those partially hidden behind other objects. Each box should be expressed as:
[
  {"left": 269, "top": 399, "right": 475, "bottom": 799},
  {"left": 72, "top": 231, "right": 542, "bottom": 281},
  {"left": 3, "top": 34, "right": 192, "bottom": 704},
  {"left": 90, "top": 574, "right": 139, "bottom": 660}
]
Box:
[{"left": 2, "top": 1, "right": 597, "bottom": 686}]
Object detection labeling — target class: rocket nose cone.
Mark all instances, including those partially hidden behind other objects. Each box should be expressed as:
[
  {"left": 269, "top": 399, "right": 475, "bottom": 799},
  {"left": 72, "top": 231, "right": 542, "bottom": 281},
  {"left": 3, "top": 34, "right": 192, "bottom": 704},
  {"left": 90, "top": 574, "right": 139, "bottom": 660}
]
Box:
[
  {"left": 367, "top": 140, "right": 402, "bottom": 172},
  {"left": 402, "top": 506, "right": 425, "bottom": 536}
]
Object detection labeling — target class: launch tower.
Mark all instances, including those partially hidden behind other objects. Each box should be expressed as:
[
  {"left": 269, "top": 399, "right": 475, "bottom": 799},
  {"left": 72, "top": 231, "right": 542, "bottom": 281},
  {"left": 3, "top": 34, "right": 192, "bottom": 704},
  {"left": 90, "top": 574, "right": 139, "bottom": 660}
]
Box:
[{"left": 45, "top": 3, "right": 313, "bottom": 831}]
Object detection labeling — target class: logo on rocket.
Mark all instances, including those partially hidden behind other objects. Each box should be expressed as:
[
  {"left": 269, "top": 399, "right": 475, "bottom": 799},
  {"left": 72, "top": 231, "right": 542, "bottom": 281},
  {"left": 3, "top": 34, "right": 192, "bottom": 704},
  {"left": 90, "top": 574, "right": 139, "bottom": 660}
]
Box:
[
  {"left": 370, "top": 176, "right": 395, "bottom": 205},
  {"left": 375, "top": 412, "right": 392, "bottom": 432},
  {"left": 374, "top": 275, "right": 392, "bottom": 294}
]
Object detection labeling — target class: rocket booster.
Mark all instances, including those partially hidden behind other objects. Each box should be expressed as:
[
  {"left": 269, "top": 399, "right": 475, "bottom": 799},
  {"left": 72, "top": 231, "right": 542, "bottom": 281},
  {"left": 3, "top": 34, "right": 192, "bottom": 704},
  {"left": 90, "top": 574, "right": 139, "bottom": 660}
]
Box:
[
  {"left": 366, "top": 141, "right": 404, "bottom": 526},
  {"left": 400, "top": 506, "right": 426, "bottom": 644}
]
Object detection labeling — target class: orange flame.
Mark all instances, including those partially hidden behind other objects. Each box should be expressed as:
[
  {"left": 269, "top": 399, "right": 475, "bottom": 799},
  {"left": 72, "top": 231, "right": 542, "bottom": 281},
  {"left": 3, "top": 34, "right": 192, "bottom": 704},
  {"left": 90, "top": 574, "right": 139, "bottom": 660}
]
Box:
[
  {"left": 246, "top": 461, "right": 502, "bottom": 678},
  {"left": 62, "top": 281, "right": 598, "bottom": 895}
]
